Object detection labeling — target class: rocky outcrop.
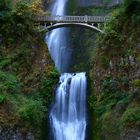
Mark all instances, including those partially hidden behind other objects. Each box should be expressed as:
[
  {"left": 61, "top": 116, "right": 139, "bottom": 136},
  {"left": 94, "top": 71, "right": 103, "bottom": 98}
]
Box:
[
  {"left": 0, "top": 126, "right": 34, "bottom": 140},
  {"left": 121, "top": 129, "right": 140, "bottom": 140},
  {"left": 77, "top": 0, "right": 123, "bottom": 7}
]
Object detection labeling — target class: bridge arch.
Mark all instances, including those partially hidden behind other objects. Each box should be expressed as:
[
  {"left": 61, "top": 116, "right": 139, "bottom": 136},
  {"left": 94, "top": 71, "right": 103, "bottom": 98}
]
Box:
[
  {"left": 39, "top": 23, "right": 103, "bottom": 33},
  {"left": 35, "top": 15, "right": 107, "bottom": 33}
]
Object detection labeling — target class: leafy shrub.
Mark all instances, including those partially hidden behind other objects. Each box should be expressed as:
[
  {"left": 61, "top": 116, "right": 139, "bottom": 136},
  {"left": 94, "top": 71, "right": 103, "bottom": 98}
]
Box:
[
  {"left": 0, "top": 94, "right": 6, "bottom": 104},
  {"left": 41, "top": 68, "right": 59, "bottom": 106},
  {"left": 18, "top": 100, "right": 45, "bottom": 127},
  {"left": 0, "top": 59, "right": 11, "bottom": 69},
  {"left": 0, "top": 0, "right": 34, "bottom": 44},
  {"left": 101, "top": 56, "right": 109, "bottom": 69},
  {"left": 133, "top": 79, "right": 140, "bottom": 87},
  {"left": 102, "top": 76, "right": 119, "bottom": 93},
  {"left": 120, "top": 106, "right": 140, "bottom": 129},
  {"left": 0, "top": 0, "right": 11, "bottom": 10},
  {"left": 117, "top": 92, "right": 132, "bottom": 105},
  {"left": 123, "top": 0, "right": 140, "bottom": 16},
  {"left": 0, "top": 70, "right": 20, "bottom": 94},
  {"left": 93, "top": 91, "right": 132, "bottom": 116}
]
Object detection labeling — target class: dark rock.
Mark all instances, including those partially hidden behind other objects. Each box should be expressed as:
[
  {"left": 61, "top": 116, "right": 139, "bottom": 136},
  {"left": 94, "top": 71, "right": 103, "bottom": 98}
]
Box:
[
  {"left": 77, "top": 0, "right": 123, "bottom": 7},
  {"left": 137, "top": 43, "right": 140, "bottom": 48},
  {"left": 0, "top": 126, "right": 34, "bottom": 140},
  {"left": 121, "top": 129, "right": 140, "bottom": 140}
]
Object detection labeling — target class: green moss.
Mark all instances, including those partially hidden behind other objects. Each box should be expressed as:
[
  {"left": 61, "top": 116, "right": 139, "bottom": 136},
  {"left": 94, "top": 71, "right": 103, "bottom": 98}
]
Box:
[
  {"left": 0, "top": 70, "right": 21, "bottom": 94},
  {"left": 0, "top": 0, "right": 58, "bottom": 139},
  {"left": 40, "top": 67, "right": 59, "bottom": 106},
  {"left": 18, "top": 99, "right": 45, "bottom": 127},
  {"left": 0, "top": 59, "right": 11, "bottom": 69},
  {"left": 90, "top": 7, "right": 115, "bottom": 16},
  {"left": 88, "top": 0, "right": 140, "bottom": 139},
  {"left": 67, "top": 0, "right": 77, "bottom": 14},
  {"left": 0, "top": 94, "right": 6, "bottom": 104},
  {"left": 136, "top": 54, "right": 140, "bottom": 62},
  {"left": 88, "top": 90, "right": 132, "bottom": 139},
  {"left": 120, "top": 106, "right": 140, "bottom": 129},
  {"left": 133, "top": 79, "right": 140, "bottom": 87},
  {"left": 0, "top": 0, "right": 35, "bottom": 44},
  {"left": 100, "top": 56, "right": 109, "bottom": 69}
]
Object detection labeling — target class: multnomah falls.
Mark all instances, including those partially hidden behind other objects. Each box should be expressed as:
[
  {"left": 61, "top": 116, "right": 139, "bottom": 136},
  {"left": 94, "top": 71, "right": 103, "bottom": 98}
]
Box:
[
  {"left": 1, "top": 0, "right": 140, "bottom": 140},
  {"left": 46, "top": 0, "right": 87, "bottom": 140}
]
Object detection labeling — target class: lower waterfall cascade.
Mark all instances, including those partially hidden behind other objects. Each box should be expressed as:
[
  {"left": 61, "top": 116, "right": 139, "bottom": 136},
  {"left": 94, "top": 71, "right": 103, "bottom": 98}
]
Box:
[{"left": 50, "top": 73, "right": 87, "bottom": 140}]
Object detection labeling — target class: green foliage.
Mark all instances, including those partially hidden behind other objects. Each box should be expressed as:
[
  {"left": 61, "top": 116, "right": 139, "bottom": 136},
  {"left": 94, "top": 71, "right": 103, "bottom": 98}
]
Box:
[
  {"left": 74, "top": 0, "right": 119, "bottom": 16},
  {"left": 67, "top": 0, "right": 77, "bottom": 14},
  {"left": 0, "top": 70, "right": 20, "bottom": 94},
  {"left": 0, "top": 1, "right": 57, "bottom": 139},
  {"left": 0, "top": 34, "right": 57, "bottom": 138},
  {"left": 100, "top": 56, "right": 109, "bottom": 69},
  {"left": 89, "top": 91, "right": 132, "bottom": 139},
  {"left": 123, "top": 0, "right": 140, "bottom": 16},
  {"left": 0, "top": 58, "right": 11, "bottom": 69},
  {"left": 0, "top": 94, "right": 6, "bottom": 104},
  {"left": 101, "top": 110, "right": 121, "bottom": 140},
  {"left": 120, "top": 106, "right": 140, "bottom": 129},
  {"left": 117, "top": 93, "right": 132, "bottom": 105},
  {"left": 91, "top": 7, "right": 112, "bottom": 15},
  {"left": 89, "top": 0, "right": 140, "bottom": 139},
  {"left": 117, "top": 0, "right": 140, "bottom": 25},
  {"left": 102, "top": 76, "right": 119, "bottom": 93},
  {"left": 0, "top": 0, "right": 34, "bottom": 44},
  {"left": 41, "top": 68, "right": 59, "bottom": 106},
  {"left": 97, "top": 0, "right": 140, "bottom": 50},
  {"left": 0, "top": 0, "right": 12, "bottom": 11},
  {"left": 48, "top": 68, "right": 59, "bottom": 79},
  {"left": 18, "top": 99, "right": 45, "bottom": 127},
  {"left": 92, "top": 91, "right": 132, "bottom": 117},
  {"left": 133, "top": 79, "right": 140, "bottom": 87},
  {"left": 94, "top": 93, "right": 116, "bottom": 116},
  {"left": 103, "top": 0, "right": 113, "bottom": 5}
]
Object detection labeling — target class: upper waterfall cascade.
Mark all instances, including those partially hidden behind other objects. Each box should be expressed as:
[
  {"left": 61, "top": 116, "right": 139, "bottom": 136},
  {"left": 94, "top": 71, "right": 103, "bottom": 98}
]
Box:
[{"left": 45, "top": 0, "right": 71, "bottom": 73}]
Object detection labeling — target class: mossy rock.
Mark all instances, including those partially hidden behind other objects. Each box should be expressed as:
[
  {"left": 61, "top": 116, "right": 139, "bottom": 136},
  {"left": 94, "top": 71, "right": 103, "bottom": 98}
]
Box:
[
  {"left": 120, "top": 105, "right": 140, "bottom": 129},
  {"left": 133, "top": 79, "right": 140, "bottom": 87},
  {"left": 0, "top": 95, "right": 6, "bottom": 104}
]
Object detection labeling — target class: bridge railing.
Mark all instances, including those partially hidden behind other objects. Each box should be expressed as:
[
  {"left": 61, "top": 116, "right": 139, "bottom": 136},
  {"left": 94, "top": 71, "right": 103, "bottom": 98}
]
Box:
[{"left": 35, "top": 15, "right": 107, "bottom": 23}]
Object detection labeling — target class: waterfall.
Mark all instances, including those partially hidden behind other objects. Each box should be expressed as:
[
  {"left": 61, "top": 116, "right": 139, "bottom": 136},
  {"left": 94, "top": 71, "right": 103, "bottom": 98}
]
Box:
[
  {"left": 46, "top": 0, "right": 87, "bottom": 140},
  {"left": 45, "top": 0, "right": 72, "bottom": 73},
  {"left": 50, "top": 73, "right": 87, "bottom": 140}
]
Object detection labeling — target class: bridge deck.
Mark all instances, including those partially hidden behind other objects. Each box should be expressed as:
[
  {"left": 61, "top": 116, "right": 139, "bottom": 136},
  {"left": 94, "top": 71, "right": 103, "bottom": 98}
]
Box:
[{"left": 35, "top": 15, "right": 107, "bottom": 23}]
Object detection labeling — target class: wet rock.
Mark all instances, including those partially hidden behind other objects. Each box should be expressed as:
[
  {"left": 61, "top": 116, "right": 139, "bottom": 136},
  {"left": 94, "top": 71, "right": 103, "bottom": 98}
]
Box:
[
  {"left": 0, "top": 126, "right": 34, "bottom": 140},
  {"left": 137, "top": 43, "right": 140, "bottom": 48},
  {"left": 77, "top": 0, "right": 123, "bottom": 7},
  {"left": 121, "top": 129, "right": 140, "bottom": 140}
]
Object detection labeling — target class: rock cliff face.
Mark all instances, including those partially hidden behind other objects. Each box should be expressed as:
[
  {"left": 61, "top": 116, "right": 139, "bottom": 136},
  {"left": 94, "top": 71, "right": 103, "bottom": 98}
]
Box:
[
  {"left": 0, "top": 126, "right": 34, "bottom": 140},
  {"left": 0, "top": 39, "right": 58, "bottom": 140},
  {"left": 122, "top": 129, "right": 140, "bottom": 140},
  {"left": 77, "top": 0, "right": 123, "bottom": 7},
  {"left": 88, "top": 1, "right": 140, "bottom": 139}
]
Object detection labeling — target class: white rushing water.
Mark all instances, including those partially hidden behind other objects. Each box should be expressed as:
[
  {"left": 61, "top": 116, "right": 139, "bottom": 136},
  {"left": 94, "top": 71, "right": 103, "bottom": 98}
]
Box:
[
  {"left": 45, "top": 0, "right": 72, "bottom": 73},
  {"left": 46, "top": 0, "right": 87, "bottom": 139},
  {"left": 50, "top": 73, "right": 87, "bottom": 140}
]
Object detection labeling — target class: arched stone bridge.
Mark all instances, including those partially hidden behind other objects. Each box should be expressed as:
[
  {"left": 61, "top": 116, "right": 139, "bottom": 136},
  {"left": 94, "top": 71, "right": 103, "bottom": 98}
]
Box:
[{"left": 34, "top": 15, "right": 107, "bottom": 32}]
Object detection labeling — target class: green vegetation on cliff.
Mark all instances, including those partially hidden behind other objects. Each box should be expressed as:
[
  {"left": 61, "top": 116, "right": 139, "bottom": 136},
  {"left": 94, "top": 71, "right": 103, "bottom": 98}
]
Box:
[
  {"left": 0, "top": 0, "right": 58, "bottom": 139},
  {"left": 88, "top": 0, "right": 140, "bottom": 139}
]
